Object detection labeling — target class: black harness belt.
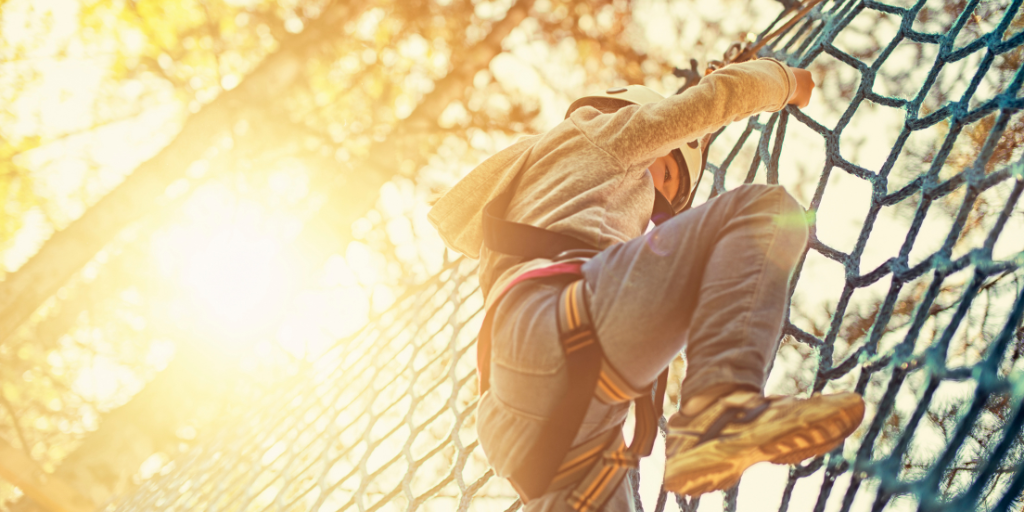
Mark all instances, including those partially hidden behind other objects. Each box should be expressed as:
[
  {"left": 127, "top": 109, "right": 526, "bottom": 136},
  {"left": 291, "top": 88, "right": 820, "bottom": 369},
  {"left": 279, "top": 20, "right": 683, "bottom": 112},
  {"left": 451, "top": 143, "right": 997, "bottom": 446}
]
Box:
[
  {"left": 482, "top": 183, "right": 599, "bottom": 259},
  {"left": 483, "top": 180, "right": 676, "bottom": 260}
]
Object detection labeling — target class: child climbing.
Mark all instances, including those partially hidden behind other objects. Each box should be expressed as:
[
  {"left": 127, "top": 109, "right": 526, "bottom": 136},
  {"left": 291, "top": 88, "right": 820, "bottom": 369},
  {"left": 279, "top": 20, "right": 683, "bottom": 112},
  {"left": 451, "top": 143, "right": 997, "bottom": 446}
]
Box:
[{"left": 429, "top": 57, "right": 865, "bottom": 511}]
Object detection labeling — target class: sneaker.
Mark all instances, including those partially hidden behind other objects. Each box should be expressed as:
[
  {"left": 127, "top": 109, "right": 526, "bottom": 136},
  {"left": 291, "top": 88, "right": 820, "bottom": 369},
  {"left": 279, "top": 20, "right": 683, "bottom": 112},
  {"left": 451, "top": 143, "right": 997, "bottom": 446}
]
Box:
[{"left": 663, "top": 390, "right": 865, "bottom": 496}]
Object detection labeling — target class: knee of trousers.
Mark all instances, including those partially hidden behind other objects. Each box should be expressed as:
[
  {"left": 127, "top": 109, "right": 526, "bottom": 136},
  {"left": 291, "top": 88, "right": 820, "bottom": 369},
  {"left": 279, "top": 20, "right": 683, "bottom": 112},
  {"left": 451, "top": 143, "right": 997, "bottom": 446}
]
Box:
[
  {"left": 715, "top": 185, "right": 810, "bottom": 271},
  {"left": 731, "top": 184, "right": 809, "bottom": 244},
  {"left": 774, "top": 187, "right": 810, "bottom": 253}
]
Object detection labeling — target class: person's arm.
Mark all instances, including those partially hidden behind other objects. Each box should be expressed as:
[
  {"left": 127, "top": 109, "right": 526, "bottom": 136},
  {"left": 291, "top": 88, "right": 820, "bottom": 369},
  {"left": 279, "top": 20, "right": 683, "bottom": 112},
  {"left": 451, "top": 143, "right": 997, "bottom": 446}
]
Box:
[
  {"left": 582, "top": 59, "right": 801, "bottom": 168},
  {"left": 789, "top": 68, "right": 814, "bottom": 108}
]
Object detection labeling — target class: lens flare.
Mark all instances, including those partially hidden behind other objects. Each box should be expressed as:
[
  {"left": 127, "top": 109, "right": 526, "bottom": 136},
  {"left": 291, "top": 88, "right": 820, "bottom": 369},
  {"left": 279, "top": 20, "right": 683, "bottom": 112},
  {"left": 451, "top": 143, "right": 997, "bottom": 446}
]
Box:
[{"left": 181, "top": 227, "right": 290, "bottom": 335}]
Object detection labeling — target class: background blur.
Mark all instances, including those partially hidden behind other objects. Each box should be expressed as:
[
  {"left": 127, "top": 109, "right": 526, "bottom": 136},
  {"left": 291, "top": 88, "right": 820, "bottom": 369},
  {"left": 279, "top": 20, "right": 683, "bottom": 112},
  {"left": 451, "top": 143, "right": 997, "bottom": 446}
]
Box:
[{"left": 1, "top": 0, "right": 1022, "bottom": 511}]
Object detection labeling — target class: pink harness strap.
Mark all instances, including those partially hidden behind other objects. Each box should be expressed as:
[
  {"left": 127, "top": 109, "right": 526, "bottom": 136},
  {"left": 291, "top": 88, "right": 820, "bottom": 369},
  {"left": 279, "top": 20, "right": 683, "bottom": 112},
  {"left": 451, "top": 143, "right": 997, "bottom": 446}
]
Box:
[{"left": 477, "top": 262, "right": 583, "bottom": 395}]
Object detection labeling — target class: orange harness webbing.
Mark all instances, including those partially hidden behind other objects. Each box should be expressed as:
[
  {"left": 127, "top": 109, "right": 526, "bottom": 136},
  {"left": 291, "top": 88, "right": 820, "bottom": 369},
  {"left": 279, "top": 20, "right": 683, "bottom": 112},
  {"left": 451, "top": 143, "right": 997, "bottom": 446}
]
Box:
[{"left": 480, "top": 278, "right": 667, "bottom": 512}]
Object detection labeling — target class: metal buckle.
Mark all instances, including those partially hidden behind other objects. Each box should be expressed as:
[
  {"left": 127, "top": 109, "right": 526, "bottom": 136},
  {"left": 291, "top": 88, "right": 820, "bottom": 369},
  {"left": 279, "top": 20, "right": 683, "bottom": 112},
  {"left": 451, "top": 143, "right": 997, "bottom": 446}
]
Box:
[{"left": 552, "top": 249, "right": 600, "bottom": 264}]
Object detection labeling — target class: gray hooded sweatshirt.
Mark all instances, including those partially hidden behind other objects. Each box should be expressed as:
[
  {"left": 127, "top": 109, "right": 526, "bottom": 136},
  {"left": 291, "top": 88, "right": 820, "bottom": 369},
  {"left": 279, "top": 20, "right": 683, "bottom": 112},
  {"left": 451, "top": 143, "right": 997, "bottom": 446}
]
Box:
[
  {"left": 429, "top": 59, "right": 797, "bottom": 311},
  {"left": 427, "top": 59, "right": 798, "bottom": 487}
]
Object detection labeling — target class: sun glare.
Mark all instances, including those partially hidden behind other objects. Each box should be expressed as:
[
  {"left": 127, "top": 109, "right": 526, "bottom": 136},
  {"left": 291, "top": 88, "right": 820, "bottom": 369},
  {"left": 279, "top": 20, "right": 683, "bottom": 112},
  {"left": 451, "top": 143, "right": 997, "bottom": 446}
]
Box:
[
  {"left": 273, "top": 254, "right": 372, "bottom": 358},
  {"left": 150, "top": 183, "right": 381, "bottom": 360},
  {"left": 181, "top": 226, "right": 291, "bottom": 334},
  {"left": 153, "top": 191, "right": 298, "bottom": 347}
]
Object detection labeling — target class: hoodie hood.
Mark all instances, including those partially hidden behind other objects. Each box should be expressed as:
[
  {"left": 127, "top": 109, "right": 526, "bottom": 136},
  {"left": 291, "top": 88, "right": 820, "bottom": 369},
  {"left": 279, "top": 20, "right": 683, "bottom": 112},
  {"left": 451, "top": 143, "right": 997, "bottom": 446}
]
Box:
[{"left": 428, "top": 135, "right": 542, "bottom": 259}]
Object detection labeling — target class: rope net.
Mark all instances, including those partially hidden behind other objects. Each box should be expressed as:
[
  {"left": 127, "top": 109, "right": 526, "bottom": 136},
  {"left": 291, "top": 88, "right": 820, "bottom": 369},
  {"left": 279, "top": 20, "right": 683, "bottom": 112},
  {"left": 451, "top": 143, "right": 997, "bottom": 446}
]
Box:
[{"left": 111, "top": 0, "right": 1024, "bottom": 510}]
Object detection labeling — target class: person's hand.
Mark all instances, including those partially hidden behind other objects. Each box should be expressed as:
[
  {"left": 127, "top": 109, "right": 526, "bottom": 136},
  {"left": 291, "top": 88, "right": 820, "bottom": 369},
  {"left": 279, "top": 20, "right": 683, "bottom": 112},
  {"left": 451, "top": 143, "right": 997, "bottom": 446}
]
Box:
[{"left": 788, "top": 68, "right": 815, "bottom": 108}]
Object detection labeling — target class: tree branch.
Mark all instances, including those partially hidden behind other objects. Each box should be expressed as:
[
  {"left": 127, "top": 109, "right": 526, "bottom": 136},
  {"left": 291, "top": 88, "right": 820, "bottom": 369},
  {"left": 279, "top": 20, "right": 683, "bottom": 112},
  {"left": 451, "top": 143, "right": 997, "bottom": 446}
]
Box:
[
  {"left": 0, "top": 437, "right": 94, "bottom": 512},
  {"left": 0, "top": 0, "right": 372, "bottom": 344},
  {"left": 0, "top": 393, "right": 30, "bottom": 458},
  {"left": 293, "top": 0, "right": 538, "bottom": 270}
]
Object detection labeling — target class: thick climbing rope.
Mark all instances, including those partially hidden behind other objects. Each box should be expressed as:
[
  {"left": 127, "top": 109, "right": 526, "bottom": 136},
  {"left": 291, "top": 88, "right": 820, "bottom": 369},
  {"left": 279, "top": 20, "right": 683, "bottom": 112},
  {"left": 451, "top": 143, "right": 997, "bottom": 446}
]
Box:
[{"left": 709, "top": 0, "right": 828, "bottom": 72}]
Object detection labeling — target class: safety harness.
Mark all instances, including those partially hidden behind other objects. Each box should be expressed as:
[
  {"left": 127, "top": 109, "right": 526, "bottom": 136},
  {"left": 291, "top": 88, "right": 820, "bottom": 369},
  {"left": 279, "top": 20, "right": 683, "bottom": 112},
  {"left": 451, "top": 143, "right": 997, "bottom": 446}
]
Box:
[
  {"left": 477, "top": 277, "right": 668, "bottom": 512},
  {"left": 477, "top": 177, "right": 675, "bottom": 511}
]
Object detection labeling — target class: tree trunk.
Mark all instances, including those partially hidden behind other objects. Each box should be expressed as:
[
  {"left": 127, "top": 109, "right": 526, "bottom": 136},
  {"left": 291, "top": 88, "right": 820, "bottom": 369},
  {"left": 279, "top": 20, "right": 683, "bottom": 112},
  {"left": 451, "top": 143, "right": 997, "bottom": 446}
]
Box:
[
  {"left": 0, "top": 438, "right": 94, "bottom": 512},
  {"left": 8, "top": 344, "right": 230, "bottom": 512},
  {"left": 0, "top": 0, "right": 371, "bottom": 344}
]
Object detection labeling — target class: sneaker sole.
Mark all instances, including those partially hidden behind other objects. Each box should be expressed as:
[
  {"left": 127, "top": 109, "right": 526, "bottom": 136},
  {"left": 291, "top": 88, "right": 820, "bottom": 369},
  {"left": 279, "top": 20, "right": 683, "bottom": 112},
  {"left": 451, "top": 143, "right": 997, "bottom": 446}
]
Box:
[{"left": 664, "top": 393, "right": 865, "bottom": 497}]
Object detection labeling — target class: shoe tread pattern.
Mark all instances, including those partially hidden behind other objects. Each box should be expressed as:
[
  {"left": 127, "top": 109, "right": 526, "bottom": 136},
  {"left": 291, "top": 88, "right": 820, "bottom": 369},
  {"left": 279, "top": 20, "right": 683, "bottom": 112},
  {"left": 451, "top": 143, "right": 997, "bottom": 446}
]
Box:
[{"left": 663, "top": 392, "right": 865, "bottom": 497}]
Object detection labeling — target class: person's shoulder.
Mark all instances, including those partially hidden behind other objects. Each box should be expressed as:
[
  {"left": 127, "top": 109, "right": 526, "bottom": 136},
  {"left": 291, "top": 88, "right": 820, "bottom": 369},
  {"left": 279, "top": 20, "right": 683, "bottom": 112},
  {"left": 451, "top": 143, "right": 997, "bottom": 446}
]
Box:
[
  {"left": 565, "top": 104, "right": 644, "bottom": 144},
  {"left": 567, "top": 105, "right": 602, "bottom": 122},
  {"left": 566, "top": 103, "right": 639, "bottom": 123}
]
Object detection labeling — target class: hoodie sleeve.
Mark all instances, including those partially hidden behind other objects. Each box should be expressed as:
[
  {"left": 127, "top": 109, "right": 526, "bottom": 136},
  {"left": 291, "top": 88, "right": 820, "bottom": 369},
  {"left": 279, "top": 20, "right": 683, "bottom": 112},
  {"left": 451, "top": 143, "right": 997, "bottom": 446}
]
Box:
[{"left": 577, "top": 59, "right": 797, "bottom": 169}]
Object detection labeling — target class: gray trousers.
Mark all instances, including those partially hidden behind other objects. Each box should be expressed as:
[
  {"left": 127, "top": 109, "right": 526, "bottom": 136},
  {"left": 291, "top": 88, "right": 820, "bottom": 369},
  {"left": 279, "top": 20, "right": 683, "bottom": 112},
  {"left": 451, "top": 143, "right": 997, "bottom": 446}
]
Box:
[{"left": 484, "top": 184, "right": 809, "bottom": 511}]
